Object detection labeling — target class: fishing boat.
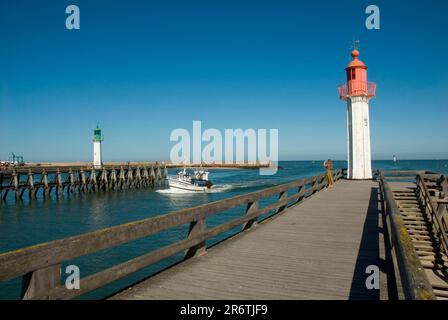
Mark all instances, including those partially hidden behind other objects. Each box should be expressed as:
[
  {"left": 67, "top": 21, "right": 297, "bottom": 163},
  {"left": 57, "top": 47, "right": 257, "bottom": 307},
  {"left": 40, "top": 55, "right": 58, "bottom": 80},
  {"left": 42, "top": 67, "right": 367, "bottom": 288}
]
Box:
[{"left": 166, "top": 168, "right": 213, "bottom": 192}]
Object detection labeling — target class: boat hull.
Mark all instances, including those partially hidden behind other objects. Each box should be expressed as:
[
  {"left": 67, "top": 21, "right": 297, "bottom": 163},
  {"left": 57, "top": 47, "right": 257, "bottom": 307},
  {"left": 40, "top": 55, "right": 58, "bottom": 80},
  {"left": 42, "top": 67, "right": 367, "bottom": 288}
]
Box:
[{"left": 167, "top": 178, "right": 210, "bottom": 192}]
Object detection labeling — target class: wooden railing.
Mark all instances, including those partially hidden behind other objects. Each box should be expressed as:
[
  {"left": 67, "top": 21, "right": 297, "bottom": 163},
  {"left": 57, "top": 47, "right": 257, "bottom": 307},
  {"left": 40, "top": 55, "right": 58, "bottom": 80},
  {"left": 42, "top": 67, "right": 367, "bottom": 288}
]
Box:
[
  {"left": 0, "top": 169, "right": 343, "bottom": 300},
  {"left": 416, "top": 174, "right": 448, "bottom": 258},
  {"left": 377, "top": 171, "right": 436, "bottom": 300},
  {"left": 374, "top": 170, "right": 435, "bottom": 181}
]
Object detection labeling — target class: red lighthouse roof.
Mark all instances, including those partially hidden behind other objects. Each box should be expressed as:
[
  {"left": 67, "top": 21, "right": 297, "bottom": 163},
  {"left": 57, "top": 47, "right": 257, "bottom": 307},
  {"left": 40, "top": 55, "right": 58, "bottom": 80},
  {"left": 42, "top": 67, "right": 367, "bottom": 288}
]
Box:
[
  {"left": 338, "top": 49, "right": 376, "bottom": 100},
  {"left": 346, "top": 50, "right": 367, "bottom": 69}
]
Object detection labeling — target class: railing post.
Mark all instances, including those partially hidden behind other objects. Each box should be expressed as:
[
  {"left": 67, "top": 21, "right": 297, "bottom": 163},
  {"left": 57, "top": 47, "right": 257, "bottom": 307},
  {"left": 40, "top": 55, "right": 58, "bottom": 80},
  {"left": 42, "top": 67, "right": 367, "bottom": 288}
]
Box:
[
  {"left": 184, "top": 218, "right": 207, "bottom": 259},
  {"left": 437, "top": 175, "right": 448, "bottom": 221},
  {"left": 243, "top": 200, "right": 259, "bottom": 230},
  {"left": 276, "top": 191, "right": 288, "bottom": 214},
  {"left": 296, "top": 185, "right": 306, "bottom": 203},
  {"left": 21, "top": 264, "right": 61, "bottom": 300},
  {"left": 332, "top": 169, "right": 341, "bottom": 182},
  {"left": 440, "top": 175, "right": 448, "bottom": 196},
  {"left": 436, "top": 202, "right": 447, "bottom": 219},
  {"left": 310, "top": 176, "right": 320, "bottom": 194}
]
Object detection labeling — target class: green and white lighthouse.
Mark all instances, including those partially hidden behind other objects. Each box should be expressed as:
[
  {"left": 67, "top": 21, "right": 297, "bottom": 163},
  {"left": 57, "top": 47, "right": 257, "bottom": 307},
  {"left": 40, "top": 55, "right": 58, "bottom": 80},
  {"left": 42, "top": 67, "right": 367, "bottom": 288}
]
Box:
[{"left": 92, "top": 124, "right": 104, "bottom": 168}]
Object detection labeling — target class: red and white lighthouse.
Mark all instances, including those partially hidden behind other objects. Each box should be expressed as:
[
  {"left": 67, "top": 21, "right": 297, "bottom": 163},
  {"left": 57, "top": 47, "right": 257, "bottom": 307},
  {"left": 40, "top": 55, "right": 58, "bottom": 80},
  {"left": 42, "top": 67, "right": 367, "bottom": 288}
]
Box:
[{"left": 338, "top": 49, "right": 376, "bottom": 179}]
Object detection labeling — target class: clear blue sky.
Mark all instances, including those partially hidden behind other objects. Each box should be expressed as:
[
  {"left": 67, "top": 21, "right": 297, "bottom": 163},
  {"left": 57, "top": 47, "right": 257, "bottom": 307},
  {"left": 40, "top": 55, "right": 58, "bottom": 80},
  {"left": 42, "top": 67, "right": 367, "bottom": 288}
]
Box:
[{"left": 1, "top": 0, "right": 447, "bottom": 162}]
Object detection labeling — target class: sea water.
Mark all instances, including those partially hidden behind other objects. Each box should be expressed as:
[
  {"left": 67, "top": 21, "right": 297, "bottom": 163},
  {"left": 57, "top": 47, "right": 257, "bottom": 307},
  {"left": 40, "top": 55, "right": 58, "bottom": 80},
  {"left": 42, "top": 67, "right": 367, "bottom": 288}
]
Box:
[{"left": 0, "top": 160, "right": 447, "bottom": 299}]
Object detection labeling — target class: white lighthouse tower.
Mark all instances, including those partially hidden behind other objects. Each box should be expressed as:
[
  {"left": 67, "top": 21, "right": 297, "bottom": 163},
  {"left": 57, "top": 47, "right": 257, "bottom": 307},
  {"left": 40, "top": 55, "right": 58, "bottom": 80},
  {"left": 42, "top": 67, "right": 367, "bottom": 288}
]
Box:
[
  {"left": 92, "top": 124, "right": 104, "bottom": 169},
  {"left": 338, "top": 49, "right": 376, "bottom": 179}
]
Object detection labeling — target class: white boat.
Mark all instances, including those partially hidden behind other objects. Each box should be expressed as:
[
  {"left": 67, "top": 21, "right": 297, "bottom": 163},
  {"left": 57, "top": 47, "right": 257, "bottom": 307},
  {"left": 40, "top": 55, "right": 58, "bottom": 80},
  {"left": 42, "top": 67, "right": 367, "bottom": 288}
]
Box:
[{"left": 166, "top": 168, "right": 213, "bottom": 192}]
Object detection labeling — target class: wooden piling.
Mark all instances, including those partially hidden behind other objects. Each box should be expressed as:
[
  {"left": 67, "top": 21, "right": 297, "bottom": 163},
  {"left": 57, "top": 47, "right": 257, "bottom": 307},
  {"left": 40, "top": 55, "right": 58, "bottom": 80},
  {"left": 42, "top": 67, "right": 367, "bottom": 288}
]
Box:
[
  {"left": 55, "top": 169, "right": 63, "bottom": 197},
  {"left": 42, "top": 169, "right": 49, "bottom": 198},
  {"left": 27, "top": 169, "right": 35, "bottom": 199},
  {"left": 13, "top": 170, "right": 20, "bottom": 200},
  {"left": 90, "top": 168, "right": 97, "bottom": 192},
  {"left": 79, "top": 169, "right": 87, "bottom": 193}
]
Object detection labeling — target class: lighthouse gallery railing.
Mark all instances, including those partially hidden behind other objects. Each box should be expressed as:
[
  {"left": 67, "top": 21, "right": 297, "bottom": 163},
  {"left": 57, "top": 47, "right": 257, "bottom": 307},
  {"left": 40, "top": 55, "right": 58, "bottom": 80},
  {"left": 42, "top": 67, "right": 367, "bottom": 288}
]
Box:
[{"left": 338, "top": 81, "right": 376, "bottom": 99}]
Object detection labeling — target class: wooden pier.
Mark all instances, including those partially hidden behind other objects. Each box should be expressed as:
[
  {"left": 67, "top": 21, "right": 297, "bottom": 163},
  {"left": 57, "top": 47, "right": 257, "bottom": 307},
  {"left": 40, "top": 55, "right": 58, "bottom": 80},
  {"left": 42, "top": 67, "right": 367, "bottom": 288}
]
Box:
[
  {"left": 112, "top": 178, "right": 380, "bottom": 299},
  {"left": 0, "top": 164, "right": 167, "bottom": 201},
  {"left": 0, "top": 169, "right": 447, "bottom": 300},
  {"left": 0, "top": 162, "right": 270, "bottom": 202}
]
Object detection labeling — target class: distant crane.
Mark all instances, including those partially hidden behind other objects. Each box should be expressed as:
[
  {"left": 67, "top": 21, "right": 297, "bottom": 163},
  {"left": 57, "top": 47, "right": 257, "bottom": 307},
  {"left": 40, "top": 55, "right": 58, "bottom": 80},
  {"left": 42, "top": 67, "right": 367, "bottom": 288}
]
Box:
[{"left": 8, "top": 152, "right": 24, "bottom": 166}]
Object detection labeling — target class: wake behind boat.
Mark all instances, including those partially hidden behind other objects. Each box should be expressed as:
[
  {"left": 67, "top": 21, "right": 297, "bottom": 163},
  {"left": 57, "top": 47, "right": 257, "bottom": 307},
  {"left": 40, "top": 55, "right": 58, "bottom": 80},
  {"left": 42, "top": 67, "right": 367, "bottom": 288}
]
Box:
[{"left": 166, "top": 168, "right": 213, "bottom": 192}]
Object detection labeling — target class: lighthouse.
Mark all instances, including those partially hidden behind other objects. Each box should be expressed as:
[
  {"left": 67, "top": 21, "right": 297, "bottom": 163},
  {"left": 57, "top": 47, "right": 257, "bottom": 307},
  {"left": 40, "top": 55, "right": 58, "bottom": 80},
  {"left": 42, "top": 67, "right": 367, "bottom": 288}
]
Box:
[
  {"left": 92, "top": 124, "right": 104, "bottom": 168},
  {"left": 338, "top": 49, "right": 376, "bottom": 179}
]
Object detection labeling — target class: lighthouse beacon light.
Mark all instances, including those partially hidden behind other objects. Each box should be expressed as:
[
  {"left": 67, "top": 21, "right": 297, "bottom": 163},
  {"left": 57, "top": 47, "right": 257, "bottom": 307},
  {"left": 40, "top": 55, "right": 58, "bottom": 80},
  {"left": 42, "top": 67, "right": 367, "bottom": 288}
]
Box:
[
  {"left": 338, "top": 49, "right": 376, "bottom": 179},
  {"left": 92, "top": 124, "right": 104, "bottom": 169}
]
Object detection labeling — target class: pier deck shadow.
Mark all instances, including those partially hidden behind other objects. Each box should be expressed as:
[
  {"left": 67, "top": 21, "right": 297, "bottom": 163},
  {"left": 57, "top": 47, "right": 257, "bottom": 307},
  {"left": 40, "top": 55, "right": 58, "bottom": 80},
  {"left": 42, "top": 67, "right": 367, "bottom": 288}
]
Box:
[{"left": 111, "top": 180, "right": 381, "bottom": 300}]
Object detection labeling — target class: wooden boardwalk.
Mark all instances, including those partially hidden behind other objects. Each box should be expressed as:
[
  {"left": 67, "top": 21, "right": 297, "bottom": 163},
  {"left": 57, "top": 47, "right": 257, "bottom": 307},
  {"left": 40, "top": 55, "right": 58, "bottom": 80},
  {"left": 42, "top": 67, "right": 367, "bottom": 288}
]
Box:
[{"left": 111, "top": 180, "right": 383, "bottom": 300}]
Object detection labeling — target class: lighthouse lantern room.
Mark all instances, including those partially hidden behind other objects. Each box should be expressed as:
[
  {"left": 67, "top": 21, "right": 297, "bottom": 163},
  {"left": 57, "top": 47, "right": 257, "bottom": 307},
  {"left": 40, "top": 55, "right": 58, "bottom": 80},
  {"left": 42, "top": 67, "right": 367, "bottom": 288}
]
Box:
[
  {"left": 92, "top": 124, "right": 104, "bottom": 168},
  {"left": 338, "top": 49, "right": 376, "bottom": 179}
]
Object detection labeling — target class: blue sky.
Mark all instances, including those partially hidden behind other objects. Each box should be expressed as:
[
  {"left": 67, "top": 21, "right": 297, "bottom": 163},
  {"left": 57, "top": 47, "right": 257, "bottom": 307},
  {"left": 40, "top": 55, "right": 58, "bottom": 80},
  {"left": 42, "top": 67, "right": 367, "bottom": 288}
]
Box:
[{"left": 0, "top": 0, "right": 447, "bottom": 162}]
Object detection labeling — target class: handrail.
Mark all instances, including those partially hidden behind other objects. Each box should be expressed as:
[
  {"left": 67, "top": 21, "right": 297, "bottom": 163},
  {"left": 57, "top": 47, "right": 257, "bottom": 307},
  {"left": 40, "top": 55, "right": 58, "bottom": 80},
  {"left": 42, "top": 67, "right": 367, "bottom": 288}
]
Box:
[
  {"left": 375, "top": 170, "right": 437, "bottom": 181},
  {"left": 0, "top": 169, "right": 343, "bottom": 300},
  {"left": 416, "top": 174, "right": 448, "bottom": 258},
  {"left": 377, "top": 170, "right": 436, "bottom": 300}
]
